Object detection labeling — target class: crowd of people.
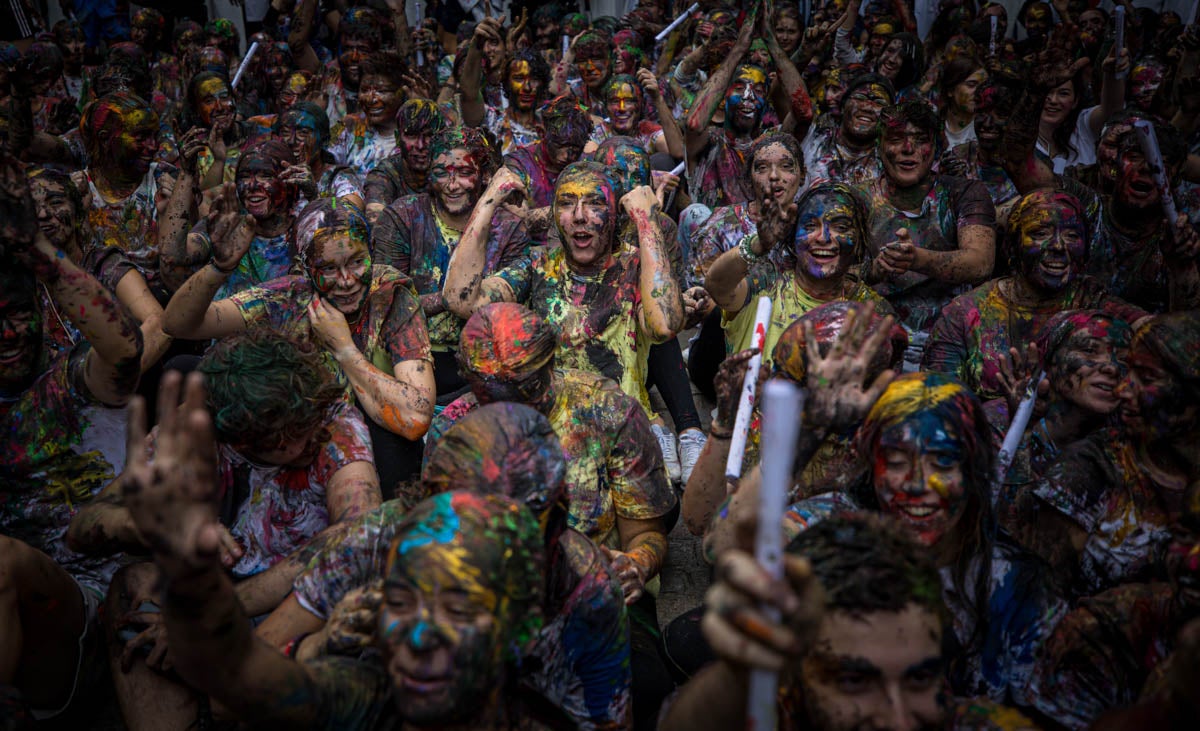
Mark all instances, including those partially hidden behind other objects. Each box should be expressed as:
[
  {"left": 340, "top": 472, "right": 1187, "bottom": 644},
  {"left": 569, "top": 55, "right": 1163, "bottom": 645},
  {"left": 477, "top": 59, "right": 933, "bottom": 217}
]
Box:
[{"left": 1, "top": 0, "right": 1199, "bottom": 728}]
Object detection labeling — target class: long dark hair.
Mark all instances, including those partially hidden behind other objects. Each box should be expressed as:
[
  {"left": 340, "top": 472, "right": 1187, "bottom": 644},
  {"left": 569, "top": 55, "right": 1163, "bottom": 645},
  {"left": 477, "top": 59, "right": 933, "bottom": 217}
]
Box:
[{"left": 937, "top": 55, "right": 985, "bottom": 120}]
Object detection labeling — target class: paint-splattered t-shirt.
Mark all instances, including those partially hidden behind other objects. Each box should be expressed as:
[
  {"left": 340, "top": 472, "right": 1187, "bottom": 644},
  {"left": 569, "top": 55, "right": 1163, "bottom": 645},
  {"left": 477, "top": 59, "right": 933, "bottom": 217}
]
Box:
[
  {"left": 330, "top": 112, "right": 396, "bottom": 177},
  {"left": 493, "top": 246, "right": 666, "bottom": 419},
  {"left": 83, "top": 161, "right": 174, "bottom": 284},
  {"left": 0, "top": 345, "right": 127, "bottom": 594},
  {"left": 214, "top": 400, "right": 373, "bottom": 579},
  {"left": 722, "top": 268, "right": 891, "bottom": 368},
  {"left": 364, "top": 153, "right": 423, "bottom": 211},
  {"left": 946, "top": 141, "right": 1020, "bottom": 211},
  {"left": 588, "top": 119, "right": 664, "bottom": 155},
  {"left": 293, "top": 500, "right": 632, "bottom": 729},
  {"left": 228, "top": 265, "right": 433, "bottom": 389},
  {"left": 691, "top": 127, "right": 756, "bottom": 210},
  {"left": 1031, "top": 582, "right": 1177, "bottom": 730},
  {"left": 1030, "top": 428, "right": 1181, "bottom": 597},
  {"left": 485, "top": 105, "right": 541, "bottom": 155},
  {"left": 858, "top": 174, "right": 996, "bottom": 331},
  {"left": 801, "top": 122, "right": 885, "bottom": 189},
  {"left": 427, "top": 370, "right": 675, "bottom": 550},
  {"left": 372, "top": 194, "right": 529, "bottom": 350},
  {"left": 689, "top": 203, "right": 790, "bottom": 287},
  {"left": 187, "top": 218, "right": 293, "bottom": 300},
  {"left": 922, "top": 276, "right": 1146, "bottom": 402}
]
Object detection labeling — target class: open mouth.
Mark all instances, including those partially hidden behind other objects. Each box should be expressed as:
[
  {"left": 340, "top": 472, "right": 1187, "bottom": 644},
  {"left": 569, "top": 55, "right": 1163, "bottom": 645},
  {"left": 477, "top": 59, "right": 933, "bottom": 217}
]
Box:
[
  {"left": 896, "top": 503, "right": 939, "bottom": 519},
  {"left": 1128, "top": 179, "right": 1155, "bottom": 196},
  {"left": 893, "top": 160, "right": 920, "bottom": 174},
  {"left": 853, "top": 112, "right": 876, "bottom": 127},
  {"left": 807, "top": 246, "right": 839, "bottom": 264},
  {"left": 0, "top": 345, "right": 29, "bottom": 365},
  {"left": 1039, "top": 259, "right": 1069, "bottom": 276},
  {"left": 569, "top": 231, "right": 596, "bottom": 250}
]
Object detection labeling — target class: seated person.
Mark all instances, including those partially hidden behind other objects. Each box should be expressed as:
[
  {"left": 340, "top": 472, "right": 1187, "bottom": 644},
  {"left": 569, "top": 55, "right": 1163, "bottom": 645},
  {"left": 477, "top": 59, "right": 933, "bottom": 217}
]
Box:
[
  {"left": 801, "top": 73, "right": 892, "bottom": 188},
  {"left": 589, "top": 72, "right": 683, "bottom": 159},
  {"left": 502, "top": 95, "right": 592, "bottom": 210},
  {"left": 274, "top": 101, "right": 364, "bottom": 210},
  {"left": 363, "top": 99, "right": 448, "bottom": 225},
  {"left": 330, "top": 51, "right": 409, "bottom": 178}
]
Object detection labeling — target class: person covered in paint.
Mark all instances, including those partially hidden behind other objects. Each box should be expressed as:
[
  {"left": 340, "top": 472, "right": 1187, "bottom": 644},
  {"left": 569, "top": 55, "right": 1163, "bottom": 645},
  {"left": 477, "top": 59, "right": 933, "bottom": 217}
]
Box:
[
  {"left": 363, "top": 98, "right": 448, "bottom": 225},
  {"left": 129, "top": 7, "right": 181, "bottom": 104},
  {"left": 330, "top": 50, "right": 411, "bottom": 179},
  {"left": 0, "top": 155, "right": 144, "bottom": 722},
  {"left": 179, "top": 70, "right": 244, "bottom": 191},
  {"left": 590, "top": 71, "right": 684, "bottom": 160},
  {"left": 1013, "top": 311, "right": 1200, "bottom": 599},
  {"left": 274, "top": 101, "right": 364, "bottom": 210},
  {"left": 77, "top": 332, "right": 382, "bottom": 728},
  {"left": 51, "top": 19, "right": 90, "bottom": 103},
  {"left": 163, "top": 195, "right": 435, "bottom": 489},
  {"left": 801, "top": 72, "right": 893, "bottom": 189},
  {"left": 444, "top": 160, "right": 684, "bottom": 427},
  {"left": 568, "top": 29, "right": 614, "bottom": 115},
  {"left": 160, "top": 140, "right": 300, "bottom": 298},
  {"left": 372, "top": 127, "right": 528, "bottom": 406},
  {"left": 288, "top": 4, "right": 390, "bottom": 127},
  {"left": 923, "top": 188, "right": 1146, "bottom": 402},
  {"left": 462, "top": 46, "right": 550, "bottom": 154},
  {"left": 663, "top": 513, "right": 1040, "bottom": 730},
  {"left": 859, "top": 99, "right": 996, "bottom": 346},
  {"left": 705, "top": 181, "right": 891, "bottom": 366},
  {"left": 425, "top": 302, "right": 677, "bottom": 730},
  {"left": 502, "top": 94, "right": 593, "bottom": 210},
  {"left": 259, "top": 401, "right": 633, "bottom": 729},
  {"left": 117, "top": 375, "right": 547, "bottom": 730},
  {"left": 938, "top": 78, "right": 1022, "bottom": 221}
]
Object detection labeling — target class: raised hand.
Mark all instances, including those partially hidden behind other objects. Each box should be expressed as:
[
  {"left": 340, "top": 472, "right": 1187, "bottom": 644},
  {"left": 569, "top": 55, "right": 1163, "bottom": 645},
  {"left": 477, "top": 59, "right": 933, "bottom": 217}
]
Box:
[
  {"left": 636, "top": 67, "right": 661, "bottom": 99},
  {"left": 750, "top": 196, "right": 798, "bottom": 255},
  {"left": 280, "top": 163, "right": 318, "bottom": 198},
  {"left": 0, "top": 152, "right": 38, "bottom": 260},
  {"left": 207, "top": 182, "right": 254, "bottom": 272},
  {"left": 481, "top": 166, "right": 528, "bottom": 207},
  {"left": 997, "top": 343, "right": 1049, "bottom": 418},
  {"left": 178, "top": 127, "right": 208, "bottom": 176},
  {"left": 873, "top": 227, "right": 917, "bottom": 279},
  {"left": 506, "top": 7, "right": 528, "bottom": 50},
  {"left": 619, "top": 184, "right": 660, "bottom": 217},
  {"left": 122, "top": 371, "right": 225, "bottom": 580},
  {"left": 307, "top": 297, "right": 356, "bottom": 358},
  {"left": 802, "top": 302, "right": 896, "bottom": 434}
]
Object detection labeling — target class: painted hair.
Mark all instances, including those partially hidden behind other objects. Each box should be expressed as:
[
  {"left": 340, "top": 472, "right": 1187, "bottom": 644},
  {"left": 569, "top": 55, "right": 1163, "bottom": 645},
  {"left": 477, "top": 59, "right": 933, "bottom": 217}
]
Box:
[
  {"left": 293, "top": 197, "right": 371, "bottom": 270},
  {"left": 540, "top": 95, "right": 592, "bottom": 149},
  {"left": 457, "top": 302, "right": 558, "bottom": 385},
  {"left": 573, "top": 30, "right": 611, "bottom": 61},
  {"left": 590, "top": 135, "right": 651, "bottom": 196},
  {"left": 395, "top": 98, "right": 447, "bottom": 136},
  {"left": 340, "top": 6, "right": 387, "bottom": 46},
  {"left": 503, "top": 48, "right": 551, "bottom": 104},
  {"left": 91, "top": 57, "right": 154, "bottom": 98},
  {"left": 198, "top": 330, "right": 344, "bottom": 448},
  {"left": 204, "top": 18, "right": 240, "bottom": 56},
  {"left": 277, "top": 101, "right": 331, "bottom": 149},
  {"left": 1134, "top": 311, "right": 1200, "bottom": 404},
  {"left": 132, "top": 7, "right": 165, "bottom": 34},
  {"left": 771, "top": 301, "right": 907, "bottom": 388},
  {"left": 603, "top": 73, "right": 642, "bottom": 106},
  {"left": 1003, "top": 189, "right": 1090, "bottom": 271},
  {"left": 843, "top": 72, "right": 896, "bottom": 106},
  {"left": 878, "top": 98, "right": 940, "bottom": 138},
  {"left": 429, "top": 126, "right": 501, "bottom": 181},
  {"left": 1035, "top": 310, "right": 1132, "bottom": 386},
  {"left": 79, "top": 91, "right": 159, "bottom": 164},
  {"left": 359, "top": 49, "right": 408, "bottom": 88}
]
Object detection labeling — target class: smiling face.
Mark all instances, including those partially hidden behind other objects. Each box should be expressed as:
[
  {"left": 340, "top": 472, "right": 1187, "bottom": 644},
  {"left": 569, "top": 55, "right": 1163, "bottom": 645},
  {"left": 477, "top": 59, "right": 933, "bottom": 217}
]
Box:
[
  {"left": 110, "top": 106, "right": 160, "bottom": 177},
  {"left": 575, "top": 50, "right": 610, "bottom": 91},
  {"left": 429, "top": 149, "right": 482, "bottom": 218},
  {"left": 951, "top": 69, "right": 987, "bottom": 114},
  {"left": 880, "top": 121, "right": 935, "bottom": 188},
  {"left": 794, "top": 189, "right": 859, "bottom": 281},
  {"left": 800, "top": 605, "right": 944, "bottom": 731},
  {"left": 1040, "top": 79, "right": 1077, "bottom": 128},
  {"left": 873, "top": 413, "right": 968, "bottom": 547},
  {"left": 359, "top": 73, "right": 402, "bottom": 128},
  {"left": 279, "top": 108, "right": 322, "bottom": 165},
  {"left": 506, "top": 60, "right": 542, "bottom": 113},
  {"left": 533, "top": 19, "right": 560, "bottom": 49},
  {"left": 1078, "top": 9, "right": 1105, "bottom": 46},
  {"left": 553, "top": 169, "right": 617, "bottom": 274},
  {"left": 236, "top": 155, "right": 292, "bottom": 221},
  {"left": 776, "top": 15, "right": 802, "bottom": 55},
  {"left": 400, "top": 130, "right": 434, "bottom": 175},
  {"left": 750, "top": 141, "right": 803, "bottom": 207},
  {"left": 1049, "top": 318, "right": 1128, "bottom": 416},
  {"left": 724, "top": 67, "right": 768, "bottom": 134},
  {"left": 606, "top": 82, "right": 640, "bottom": 133},
  {"left": 1012, "top": 193, "right": 1088, "bottom": 293},
  {"left": 840, "top": 83, "right": 890, "bottom": 143},
  {"left": 973, "top": 88, "right": 1009, "bottom": 153},
  {"left": 29, "top": 175, "right": 78, "bottom": 249},
  {"left": 338, "top": 37, "right": 374, "bottom": 88},
  {"left": 877, "top": 39, "right": 905, "bottom": 81},
  {"left": 195, "top": 76, "right": 235, "bottom": 128},
  {"left": 1119, "top": 340, "right": 1197, "bottom": 442},
  {"left": 0, "top": 285, "right": 42, "bottom": 393},
  {"left": 1114, "top": 143, "right": 1162, "bottom": 210},
  {"left": 1129, "top": 62, "right": 1166, "bottom": 112},
  {"left": 308, "top": 231, "right": 372, "bottom": 315},
  {"left": 278, "top": 71, "right": 313, "bottom": 110}
]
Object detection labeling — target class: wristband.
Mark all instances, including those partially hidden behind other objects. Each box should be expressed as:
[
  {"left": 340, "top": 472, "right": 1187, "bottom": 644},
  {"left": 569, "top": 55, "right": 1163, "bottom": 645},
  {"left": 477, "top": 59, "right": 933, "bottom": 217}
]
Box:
[
  {"left": 284, "top": 632, "right": 312, "bottom": 658},
  {"left": 737, "top": 233, "right": 763, "bottom": 265}
]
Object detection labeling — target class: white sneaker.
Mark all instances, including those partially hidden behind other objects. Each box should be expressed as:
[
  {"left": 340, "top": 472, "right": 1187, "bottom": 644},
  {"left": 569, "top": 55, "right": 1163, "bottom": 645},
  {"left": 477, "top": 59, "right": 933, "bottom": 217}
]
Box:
[
  {"left": 651, "top": 424, "right": 682, "bottom": 483},
  {"left": 678, "top": 428, "right": 707, "bottom": 487}
]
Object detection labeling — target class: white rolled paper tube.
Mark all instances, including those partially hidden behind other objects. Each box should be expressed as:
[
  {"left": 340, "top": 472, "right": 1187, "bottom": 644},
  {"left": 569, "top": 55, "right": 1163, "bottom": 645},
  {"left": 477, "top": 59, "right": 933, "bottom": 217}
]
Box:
[
  {"left": 994, "top": 370, "right": 1044, "bottom": 491},
  {"left": 1114, "top": 6, "right": 1126, "bottom": 80},
  {"left": 656, "top": 2, "right": 700, "bottom": 43},
  {"left": 746, "top": 379, "right": 804, "bottom": 731},
  {"left": 989, "top": 16, "right": 998, "bottom": 56},
  {"left": 231, "top": 41, "right": 261, "bottom": 90},
  {"left": 415, "top": 1, "right": 426, "bottom": 66},
  {"left": 1133, "top": 120, "right": 1180, "bottom": 233},
  {"left": 725, "top": 296, "right": 773, "bottom": 482},
  {"left": 669, "top": 160, "right": 685, "bottom": 177}
]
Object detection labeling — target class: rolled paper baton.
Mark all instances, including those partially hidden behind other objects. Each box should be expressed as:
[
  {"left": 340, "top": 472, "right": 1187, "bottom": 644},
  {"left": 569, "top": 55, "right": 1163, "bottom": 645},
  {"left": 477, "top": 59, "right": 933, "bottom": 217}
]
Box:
[
  {"left": 993, "top": 370, "right": 1044, "bottom": 492},
  {"left": 656, "top": 2, "right": 700, "bottom": 42},
  {"left": 669, "top": 160, "right": 686, "bottom": 177},
  {"left": 563, "top": 34, "right": 570, "bottom": 58},
  {"left": 1133, "top": 120, "right": 1180, "bottom": 237},
  {"left": 1114, "top": 7, "right": 1126, "bottom": 81},
  {"left": 415, "top": 0, "right": 425, "bottom": 67},
  {"left": 231, "top": 41, "right": 261, "bottom": 90},
  {"left": 725, "top": 297, "right": 774, "bottom": 484},
  {"left": 989, "top": 16, "right": 998, "bottom": 56},
  {"left": 746, "top": 379, "right": 804, "bottom": 731}
]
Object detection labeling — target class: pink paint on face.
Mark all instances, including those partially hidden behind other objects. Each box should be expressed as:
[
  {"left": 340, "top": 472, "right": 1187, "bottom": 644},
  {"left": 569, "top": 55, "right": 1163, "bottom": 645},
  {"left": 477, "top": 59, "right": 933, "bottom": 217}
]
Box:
[{"left": 873, "top": 415, "right": 967, "bottom": 547}]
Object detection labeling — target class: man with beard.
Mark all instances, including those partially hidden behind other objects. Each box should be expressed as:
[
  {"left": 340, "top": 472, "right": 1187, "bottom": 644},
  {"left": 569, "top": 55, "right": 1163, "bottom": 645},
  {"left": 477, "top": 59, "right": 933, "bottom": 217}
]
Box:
[
  {"left": 372, "top": 127, "right": 530, "bottom": 406},
  {"left": 530, "top": 3, "right": 564, "bottom": 53},
  {"left": 802, "top": 73, "right": 894, "bottom": 189},
  {"left": 364, "top": 99, "right": 448, "bottom": 225}
]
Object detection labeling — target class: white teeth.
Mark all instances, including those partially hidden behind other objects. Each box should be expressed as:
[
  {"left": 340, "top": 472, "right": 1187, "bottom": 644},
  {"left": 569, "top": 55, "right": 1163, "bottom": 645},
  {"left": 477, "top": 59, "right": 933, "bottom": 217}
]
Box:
[{"left": 900, "top": 504, "right": 936, "bottom": 517}]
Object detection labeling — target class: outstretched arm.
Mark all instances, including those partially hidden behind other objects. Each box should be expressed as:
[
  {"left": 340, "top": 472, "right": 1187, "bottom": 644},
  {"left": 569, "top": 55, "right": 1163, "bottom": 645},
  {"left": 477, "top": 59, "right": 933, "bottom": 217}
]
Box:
[{"left": 684, "top": 9, "right": 756, "bottom": 159}]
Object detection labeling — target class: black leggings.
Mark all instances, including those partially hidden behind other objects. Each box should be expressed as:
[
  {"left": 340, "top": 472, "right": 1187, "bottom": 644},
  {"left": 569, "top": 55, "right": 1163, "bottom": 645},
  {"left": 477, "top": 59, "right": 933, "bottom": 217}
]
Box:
[
  {"left": 646, "top": 339, "right": 702, "bottom": 433},
  {"left": 629, "top": 595, "right": 676, "bottom": 731},
  {"left": 686, "top": 310, "right": 727, "bottom": 403},
  {"left": 432, "top": 350, "right": 471, "bottom": 407}
]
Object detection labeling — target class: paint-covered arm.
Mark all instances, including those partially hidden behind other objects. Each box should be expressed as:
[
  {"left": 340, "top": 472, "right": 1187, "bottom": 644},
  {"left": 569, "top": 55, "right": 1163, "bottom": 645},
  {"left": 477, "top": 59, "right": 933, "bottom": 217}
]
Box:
[
  {"left": 159, "top": 130, "right": 206, "bottom": 292},
  {"left": 287, "top": 0, "right": 322, "bottom": 73},
  {"left": 1087, "top": 46, "right": 1129, "bottom": 140},
  {"left": 442, "top": 168, "right": 522, "bottom": 318},
  {"left": 624, "top": 186, "right": 684, "bottom": 342},
  {"left": 684, "top": 10, "right": 756, "bottom": 158},
  {"left": 457, "top": 19, "right": 499, "bottom": 128},
  {"left": 640, "top": 68, "right": 684, "bottom": 160},
  {"left": 765, "top": 13, "right": 810, "bottom": 131},
  {"left": 110, "top": 268, "right": 173, "bottom": 372},
  {"left": 908, "top": 223, "right": 995, "bottom": 285}
]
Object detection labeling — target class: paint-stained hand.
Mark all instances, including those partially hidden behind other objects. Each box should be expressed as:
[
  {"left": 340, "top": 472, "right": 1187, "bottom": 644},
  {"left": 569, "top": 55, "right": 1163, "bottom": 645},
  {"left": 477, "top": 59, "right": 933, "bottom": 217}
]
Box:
[
  {"left": 702, "top": 549, "right": 825, "bottom": 671},
  {"left": 280, "top": 163, "right": 318, "bottom": 198},
  {"left": 122, "top": 371, "right": 225, "bottom": 580},
  {"left": 750, "top": 197, "right": 798, "bottom": 255},
  {"left": 321, "top": 582, "right": 383, "bottom": 657},
  {"left": 873, "top": 228, "right": 916, "bottom": 279},
  {"left": 600, "top": 546, "right": 649, "bottom": 605},
  {"left": 714, "top": 348, "right": 764, "bottom": 432},
  {"left": 637, "top": 67, "right": 661, "bottom": 99},
  {"left": 483, "top": 166, "right": 528, "bottom": 207},
  {"left": 178, "top": 127, "right": 208, "bottom": 176},
  {"left": 651, "top": 170, "right": 680, "bottom": 209},
  {"left": 1165, "top": 214, "right": 1200, "bottom": 262},
  {"left": 803, "top": 302, "right": 896, "bottom": 433},
  {"left": 472, "top": 16, "right": 504, "bottom": 51},
  {"left": 506, "top": 7, "right": 528, "bottom": 50},
  {"left": 207, "top": 183, "right": 255, "bottom": 271},
  {"left": 307, "top": 297, "right": 357, "bottom": 359},
  {"left": 997, "top": 343, "right": 1050, "bottom": 419},
  {"left": 620, "top": 184, "right": 659, "bottom": 217},
  {"left": 682, "top": 285, "right": 713, "bottom": 328},
  {"left": 119, "top": 605, "right": 173, "bottom": 674}
]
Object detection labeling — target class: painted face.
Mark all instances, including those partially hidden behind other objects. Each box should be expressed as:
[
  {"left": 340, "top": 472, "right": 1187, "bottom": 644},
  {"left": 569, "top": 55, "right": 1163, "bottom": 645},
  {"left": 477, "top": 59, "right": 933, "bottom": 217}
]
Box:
[
  {"left": 1097, "top": 122, "right": 1134, "bottom": 187},
  {"left": 1049, "top": 319, "right": 1128, "bottom": 416},
  {"left": 1014, "top": 194, "right": 1087, "bottom": 292},
  {"left": 593, "top": 145, "right": 649, "bottom": 197},
  {"left": 1167, "top": 528, "right": 1200, "bottom": 615},
  {"left": 429, "top": 149, "right": 482, "bottom": 217},
  {"left": 279, "top": 109, "right": 322, "bottom": 165},
  {"left": 542, "top": 137, "right": 584, "bottom": 173},
  {"left": 841, "top": 84, "right": 890, "bottom": 141},
  {"left": 130, "top": 20, "right": 155, "bottom": 48},
  {"left": 308, "top": 232, "right": 372, "bottom": 315},
  {"left": 1078, "top": 10, "right": 1105, "bottom": 46},
  {"left": 606, "top": 83, "right": 640, "bottom": 133},
  {"left": 575, "top": 51, "right": 610, "bottom": 90},
  {"left": 554, "top": 172, "right": 616, "bottom": 272},
  {"left": 723, "top": 68, "right": 768, "bottom": 133},
  {"left": 973, "top": 90, "right": 1008, "bottom": 152},
  {"left": 0, "top": 289, "right": 42, "bottom": 392},
  {"left": 951, "top": 69, "right": 987, "bottom": 114},
  {"left": 400, "top": 130, "right": 434, "bottom": 174},
  {"left": 1023, "top": 3, "right": 1052, "bottom": 38},
  {"left": 880, "top": 122, "right": 935, "bottom": 188},
  {"left": 1130, "top": 62, "right": 1166, "bottom": 112},
  {"left": 1114, "top": 144, "right": 1162, "bottom": 210},
  {"left": 111, "top": 107, "right": 160, "bottom": 176},
  {"left": 196, "top": 76, "right": 235, "bottom": 127},
  {"left": 481, "top": 35, "right": 505, "bottom": 74},
  {"left": 264, "top": 50, "right": 291, "bottom": 94},
  {"left": 278, "top": 72, "right": 312, "bottom": 110},
  {"left": 59, "top": 34, "right": 85, "bottom": 69},
  {"left": 338, "top": 37, "right": 374, "bottom": 88},
  {"left": 235, "top": 156, "right": 290, "bottom": 220},
  {"left": 776, "top": 16, "right": 802, "bottom": 55},
  {"left": 612, "top": 45, "right": 639, "bottom": 76},
  {"left": 506, "top": 60, "right": 542, "bottom": 113},
  {"left": 238, "top": 422, "right": 325, "bottom": 467},
  {"left": 800, "top": 606, "right": 944, "bottom": 731},
  {"left": 378, "top": 540, "right": 508, "bottom": 725},
  {"left": 795, "top": 190, "right": 858, "bottom": 281},
  {"left": 868, "top": 30, "right": 892, "bottom": 60},
  {"left": 1040, "top": 79, "right": 1077, "bottom": 128},
  {"left": 360, "top": 74, "right": 403, "bottom": 128},
  {"left": 29, "top": 176, "right": 77, "bottom": 249},
  {"left": 750, "top": 142, "right": 802, "bottom": 207},
  {"left": 1118, "top": 341, "right": 1197, "bottom": 442},
  {"left": 877, "top": 39, "right": 905, "bottom": 81},
  {"left": 873, "top": 414, "right": 968, "bottom": 547},
  {"left": 533, "top": 20, "right": 560, "bottom": 49}
]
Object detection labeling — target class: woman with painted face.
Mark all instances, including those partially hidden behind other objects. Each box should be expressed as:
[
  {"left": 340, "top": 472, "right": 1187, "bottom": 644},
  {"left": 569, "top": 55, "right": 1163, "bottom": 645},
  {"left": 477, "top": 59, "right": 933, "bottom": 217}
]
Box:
[
  {"left": 372, "top": 127, "right": 528, "bottom": 406},
  {"left": 705, "top": 181, "right": 891, "bottom": 368},
  {"left": 330, "top": 50, "right": 414, "bottom": 179},
  {"left": 923, "top": 189, "right": 1146, "bottom": 402},
  {"left": 180, "top": 71, "right": 243, "bottom": 191},
  {"left": 590, "top": 72, "right": 684, "bottom": 159},
  {"left": 1014, "top": 311, "right": 1200, "bottom": 599},
  {"left": 288, "top": 4, "right": 388, "bottom": 127},
  {"left": 464, "top": 47, "right": 550, "bottom": 154},
  {"left": 163, "top": 193, "right": 435, "bottom": 489},
  {"left": 937, "top": 55, "right": 987, "bottom": 147},
  {"left": 275, "top": 101, "right": 364, "bottom": 210},
  {"left": 364, "top": 99, "right": 449, "bottom": 225}
]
